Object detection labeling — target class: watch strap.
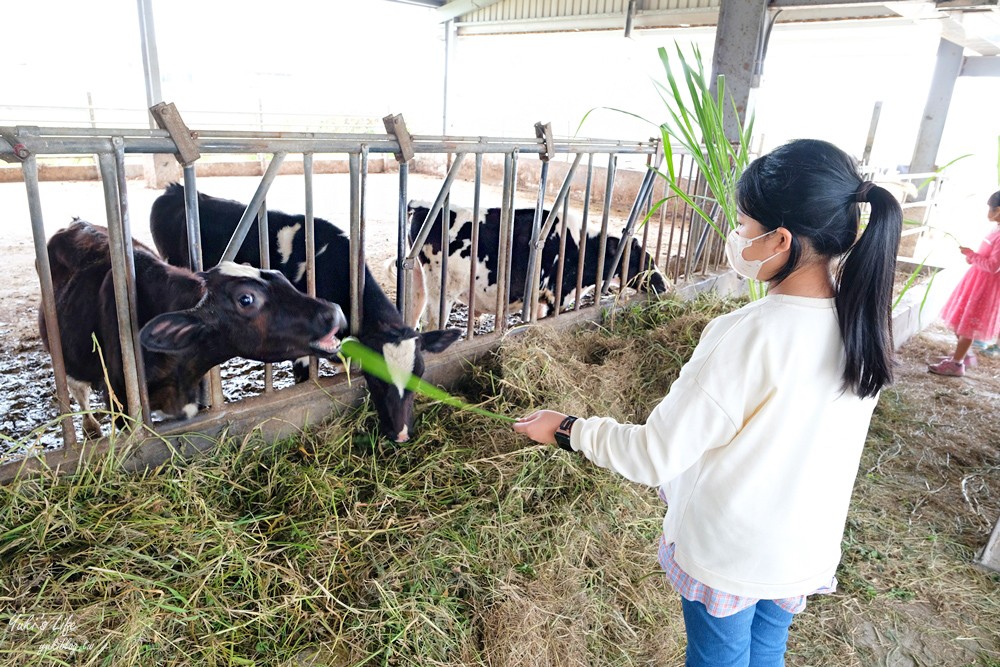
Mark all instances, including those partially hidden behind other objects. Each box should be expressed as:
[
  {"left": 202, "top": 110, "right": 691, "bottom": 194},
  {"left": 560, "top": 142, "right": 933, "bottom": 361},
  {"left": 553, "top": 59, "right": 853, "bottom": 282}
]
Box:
[{"left": 554, "top": 415, "right": 578, "bottom": 452}]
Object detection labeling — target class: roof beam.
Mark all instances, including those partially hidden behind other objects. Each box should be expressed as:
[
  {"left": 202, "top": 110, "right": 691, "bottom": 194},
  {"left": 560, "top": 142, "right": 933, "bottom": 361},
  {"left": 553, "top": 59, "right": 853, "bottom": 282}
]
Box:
[{"left": 438, "top": 0, "right": 503, "bottom": 23}]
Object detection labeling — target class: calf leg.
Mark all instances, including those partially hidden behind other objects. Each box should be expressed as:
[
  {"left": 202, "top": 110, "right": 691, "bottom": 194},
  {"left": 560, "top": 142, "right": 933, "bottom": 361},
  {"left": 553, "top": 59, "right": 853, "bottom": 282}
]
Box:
[
  {"left": 293, "top": 356, "right": 310, "bottom": 384},
  {"left": 67, "top": 376, "right": 102, "bottom": 439}
]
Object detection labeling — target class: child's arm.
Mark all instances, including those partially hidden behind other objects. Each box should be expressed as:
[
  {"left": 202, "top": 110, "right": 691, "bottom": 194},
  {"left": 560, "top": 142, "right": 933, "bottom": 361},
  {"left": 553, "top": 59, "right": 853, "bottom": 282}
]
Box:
[{"left": 965, "top": 238, "right": 1000, "bottom": 272}]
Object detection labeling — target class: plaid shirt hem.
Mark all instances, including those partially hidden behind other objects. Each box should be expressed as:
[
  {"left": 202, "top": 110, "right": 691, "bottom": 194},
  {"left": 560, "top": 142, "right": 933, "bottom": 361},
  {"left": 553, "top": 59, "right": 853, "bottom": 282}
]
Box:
[{"left": 658, "top": 535, "right": 835, "bottom": 618}]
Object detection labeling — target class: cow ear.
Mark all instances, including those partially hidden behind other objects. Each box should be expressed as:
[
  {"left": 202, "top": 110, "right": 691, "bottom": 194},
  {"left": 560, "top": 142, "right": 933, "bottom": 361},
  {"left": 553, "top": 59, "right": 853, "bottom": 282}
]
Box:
[
  {"left": 420, "top": 328, "right": 462, "bottom": 353},
  {"left": 140, "top": 312, "right": 206, "bottom": 354}
]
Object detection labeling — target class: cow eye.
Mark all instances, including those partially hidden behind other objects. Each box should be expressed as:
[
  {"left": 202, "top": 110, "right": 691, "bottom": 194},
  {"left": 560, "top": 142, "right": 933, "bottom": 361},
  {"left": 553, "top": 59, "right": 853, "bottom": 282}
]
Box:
[{"left": 238, "top": 293, "right": 255, "bottom": 308}]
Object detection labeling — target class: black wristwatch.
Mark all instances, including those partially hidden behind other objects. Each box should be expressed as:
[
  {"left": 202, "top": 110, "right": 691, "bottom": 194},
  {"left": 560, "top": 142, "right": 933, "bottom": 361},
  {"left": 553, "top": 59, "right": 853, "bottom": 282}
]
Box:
[{"left": 554, "top": 415, "right": 578, "bottom": 452}]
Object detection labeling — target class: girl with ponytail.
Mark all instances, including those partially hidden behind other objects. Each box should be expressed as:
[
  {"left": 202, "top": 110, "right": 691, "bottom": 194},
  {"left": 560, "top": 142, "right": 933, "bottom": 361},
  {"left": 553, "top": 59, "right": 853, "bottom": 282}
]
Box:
[{"left": 514, "top": 138, "right": 901, "bottom": 666}]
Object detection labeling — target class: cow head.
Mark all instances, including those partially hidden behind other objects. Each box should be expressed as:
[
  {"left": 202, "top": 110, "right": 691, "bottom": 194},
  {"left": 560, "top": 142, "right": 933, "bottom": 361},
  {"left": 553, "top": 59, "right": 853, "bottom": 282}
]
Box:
[
  {"left": 139, "top": 262, "right": 348, "bottom": 415},
  {"left": 360, "top": 325, "right": 461, "bottom": 443}
]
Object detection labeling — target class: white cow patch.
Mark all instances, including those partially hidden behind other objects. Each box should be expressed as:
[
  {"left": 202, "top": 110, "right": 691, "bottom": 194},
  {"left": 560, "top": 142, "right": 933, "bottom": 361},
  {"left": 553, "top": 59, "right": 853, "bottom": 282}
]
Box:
[
  {"left": 218, "top": 261, "right": 263, "bottom": 279},
  {"left": 383, "top": 338, "right": 417, "bottom": 398},
  {"left": 294, "top": 262, "right": 307, "bottom": 284},
  {"left": 277, "top": 224, "right": 302, "bottom": 265}
]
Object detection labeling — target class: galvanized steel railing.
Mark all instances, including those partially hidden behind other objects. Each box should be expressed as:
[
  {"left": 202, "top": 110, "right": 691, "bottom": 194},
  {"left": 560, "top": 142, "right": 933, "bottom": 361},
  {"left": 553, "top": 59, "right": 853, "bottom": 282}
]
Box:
[{"left": 1, "top": 121, "right": 721, "bottom": 449}]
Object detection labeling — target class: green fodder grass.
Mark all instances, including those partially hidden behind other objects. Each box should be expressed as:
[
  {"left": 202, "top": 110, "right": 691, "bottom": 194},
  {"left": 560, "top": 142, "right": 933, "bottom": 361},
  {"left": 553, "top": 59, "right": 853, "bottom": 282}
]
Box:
[{"left": 1, "top": 294, "right": 998, "bottom": 666}]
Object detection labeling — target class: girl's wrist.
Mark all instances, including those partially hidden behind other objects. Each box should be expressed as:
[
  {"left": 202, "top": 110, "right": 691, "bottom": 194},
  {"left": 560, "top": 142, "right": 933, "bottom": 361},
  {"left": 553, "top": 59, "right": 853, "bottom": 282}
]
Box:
[{"left": 554, "top": 415, "right": 578, "bottom": 451}]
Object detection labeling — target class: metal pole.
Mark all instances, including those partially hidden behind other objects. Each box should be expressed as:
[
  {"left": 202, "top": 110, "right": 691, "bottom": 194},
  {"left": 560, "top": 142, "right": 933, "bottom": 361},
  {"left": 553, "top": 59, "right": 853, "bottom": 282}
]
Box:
[
  {"left": 595, "top": 154, "right": 617, "bottom": 298},
  {"left": 304, "top": 152, "right": 319, "bottom": 379},
  {"left": 136, "top": 0, "right": 163, "bottom": 128},
  {"left": 494, "top": 152, "right": 513, "bottom": 329},
  {"left": 182, "top": 164, "right": 203, "bottom": 271},
  {"left": 396, "top": 161, "right": 409, "bottom": 317},
  {"left": 97, "top": 151, "right": 143, "bottom": 423},
  {"left": 466, "top": 153, "right": 483, "bottom": 339},
  {"left": 220, "top": 152, "right": 287, "bottom": 263},
  {"left": 522, "top": 160, "right": 550, "bottom": 322},
  {"left": 23, "top": 154, "right": 77, "bottom": 447},
  {"left": 501, "top": 149, "right": 519, "bottom": 328},
  {"left": 113, "top": 137, "right": 150, "bottom": 424},
  {"left": 257, "top": 201, "right": 273, "bottom": 393},
  {"left": 349, "top": 151, "right": 364, "bottom": 335},
  {"left": 438, "top": 194, "right": 450, "bottom": 328},
  {"left": 575, "top": 154, "right": 595, "bottom": 310}
]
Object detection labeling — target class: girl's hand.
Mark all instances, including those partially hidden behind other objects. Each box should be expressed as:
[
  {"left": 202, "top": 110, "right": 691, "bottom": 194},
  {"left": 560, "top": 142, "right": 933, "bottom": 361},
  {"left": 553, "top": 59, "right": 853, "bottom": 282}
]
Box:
[
  {"left": 960, "top": 246, "right": 974, "bottom": 257},
  {"left": 513, "top": 410, "right": 568, "bottom": 445}
]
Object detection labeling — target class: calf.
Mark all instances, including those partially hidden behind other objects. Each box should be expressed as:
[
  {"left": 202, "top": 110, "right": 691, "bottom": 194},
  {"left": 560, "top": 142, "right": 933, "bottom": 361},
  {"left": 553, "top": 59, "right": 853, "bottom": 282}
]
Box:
[
  {"left": 407, "top": 200, "right": 669, "bottom": 330},
  {"left": 40, "top": 219, "right": 347, "bottom": 438},
  {"left": 149, "top": 184, "right": 461, "bottom": 443}
]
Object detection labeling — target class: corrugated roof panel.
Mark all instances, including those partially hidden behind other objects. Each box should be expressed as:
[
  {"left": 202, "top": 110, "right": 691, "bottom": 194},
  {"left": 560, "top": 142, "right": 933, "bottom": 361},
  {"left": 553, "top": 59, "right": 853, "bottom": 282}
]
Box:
[{"left": 458, "top": 0, "right": 724, "bottom": 24}]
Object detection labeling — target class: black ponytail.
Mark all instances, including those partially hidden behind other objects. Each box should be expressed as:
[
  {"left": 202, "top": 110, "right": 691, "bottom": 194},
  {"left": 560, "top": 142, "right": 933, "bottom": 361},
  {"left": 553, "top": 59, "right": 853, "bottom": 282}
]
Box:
[{"left": 737, "top": 139, "right": 901, "bottom": 398}]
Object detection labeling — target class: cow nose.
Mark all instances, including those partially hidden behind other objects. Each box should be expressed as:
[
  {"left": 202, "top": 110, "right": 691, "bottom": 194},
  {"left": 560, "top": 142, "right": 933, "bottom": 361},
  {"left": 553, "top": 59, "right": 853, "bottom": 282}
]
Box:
[
  {"left": 395, "top": 425, "right": 409, "bottom": 443},
  {"left": 317, "top": 303, "right": 347, "bottom": 333}
]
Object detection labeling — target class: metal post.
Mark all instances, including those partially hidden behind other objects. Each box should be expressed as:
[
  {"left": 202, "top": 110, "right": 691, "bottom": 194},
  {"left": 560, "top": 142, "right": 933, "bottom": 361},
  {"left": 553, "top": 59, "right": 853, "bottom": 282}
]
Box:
[
  {"left": 522, "top": 160, "right": 550, "bottom": 321},
  {"left": 97, "top": 151, "right": 143, "bottom": 424},
  {"left": 396, "top": 161, "right": 409, "bottom": 317},
  {"left": 113, "top": 137, "right": 150, "bottom": 424},
  {"left": 257, "top": 201, "right": 273, "bottom": 393},
  {"left": 304, "top": 153, "right": 319, "bottom": 379},
  {"left": 602, "top": 164, "right": 659, "bottom": 294},
  {"left": 349, "top": 151, "right": 365, "bottom": 335},
  {"left": 466, "top": 153, "right": 483, "bottom": 339},
  {"left": 182, "top": 165, "right": 203, "bottom": 271},
  {"left": 595, "top": 154, "right": 617, "bottom": 298},
  {"left": 438, "top": 194, "right": 450, "bottom": 328},
  {"left": 575, "top": 154, "right": 595, "bottom": 310},
  {"left": 501, "top": 149, "right": 519, "bottom": 327},
  {"left": 494, "top": 152, "right": 513, "bottom": 329},
  {"left": 220, "top": 152, "right": 287, "bottom": 263},
  {"left": 23, "top": 154, "right": 77, "bottom": 447}
]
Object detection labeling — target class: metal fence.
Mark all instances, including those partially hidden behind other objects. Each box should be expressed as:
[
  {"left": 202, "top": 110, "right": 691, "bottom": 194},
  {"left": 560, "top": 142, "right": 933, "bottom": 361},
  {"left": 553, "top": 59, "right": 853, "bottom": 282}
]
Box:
[{"left": 0, "top": 120, "right": 721, "bottom": 453}]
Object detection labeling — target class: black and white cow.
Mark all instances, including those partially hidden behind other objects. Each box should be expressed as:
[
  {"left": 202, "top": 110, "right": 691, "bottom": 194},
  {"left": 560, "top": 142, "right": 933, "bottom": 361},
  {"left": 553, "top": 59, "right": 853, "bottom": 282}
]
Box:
[
  {"left": 406, "top": 200, "right": 669, "bottom": 329},
  {"left": 40, "top": 219, "right": 347, "bottom": 438},
  {"left": 149, "top": 184, "right": 461, "bottom": 443}
]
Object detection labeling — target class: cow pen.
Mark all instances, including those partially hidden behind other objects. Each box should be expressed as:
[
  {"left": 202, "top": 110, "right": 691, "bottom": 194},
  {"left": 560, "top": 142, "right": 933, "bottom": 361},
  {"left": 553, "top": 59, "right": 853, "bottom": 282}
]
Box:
[{"left": 0, "top": 117, "right": 728, "bottom": 479}]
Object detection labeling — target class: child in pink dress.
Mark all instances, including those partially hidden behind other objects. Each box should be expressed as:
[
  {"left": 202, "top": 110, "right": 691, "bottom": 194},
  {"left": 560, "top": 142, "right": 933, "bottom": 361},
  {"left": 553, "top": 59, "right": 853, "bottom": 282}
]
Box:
[{"left": 928, "top": 190, "right": 1000, "bottom": 377}]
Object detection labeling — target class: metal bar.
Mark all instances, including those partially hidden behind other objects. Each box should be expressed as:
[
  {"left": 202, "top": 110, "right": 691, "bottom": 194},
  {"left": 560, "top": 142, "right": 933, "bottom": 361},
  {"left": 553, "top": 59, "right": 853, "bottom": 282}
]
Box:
[
  {"left": 396, "top": 162, "right": 409, "bottom": 317},
  {"left": 466, "top": 153, "right": 483, "bottom": 339},
  {"left": 494, "top": 152, "right": 513, "bottom": 329},
  {"left": 553, "top": 193, "right": 570, "bottom": 315},
  {"left": 595, "top": 154, "right": 617, "bottom": 298},
  {"left": 0, "top": 130, "right": 657, "bottom": 158},
  {"left": 97, "top": 151, "right": 143, "bottom": 423},
  {"left": 257, "top": 201, "right": 273, "bottom": 393},
  {"left": 574, "top": 153, "right": 595, "bottom": 310},
  {"left": 349, "top": 151, "right": 365, "bottom": 335},
  {"left": 219, "top": 151, "right": 286, "bottom": 263},
  {"left": 182, "top": 165, "right": 203, "bottom": 271},
  {"left": 304, "top": 153, "right": 319, "bottom": 379},
  {"left": 23, "top": 154, "right": 77, "bottom": 447},
  {"left": 438, "top": 194, "right": 451, "bottom": 328},
  {"left": 501, "top": 149, "right": 519, "bottom": 328},
  {"left": 113, "top": 137, "right": 151, "bottom": 424},
  {"left": 405, "top": 153, "right": 468, "bottom": 261},
  {"left": 523, "top": 159, "right": 550, "bottom": 322}
]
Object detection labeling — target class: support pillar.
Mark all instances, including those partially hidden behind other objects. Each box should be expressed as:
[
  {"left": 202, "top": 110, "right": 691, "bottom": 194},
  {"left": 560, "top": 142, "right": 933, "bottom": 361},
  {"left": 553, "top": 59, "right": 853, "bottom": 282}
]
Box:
[
  {"left": 909, "top": 37, "right": 965, "bottom": 188},
  {"left": 709, "top": 0, "right": 768, "bottom": 143}
]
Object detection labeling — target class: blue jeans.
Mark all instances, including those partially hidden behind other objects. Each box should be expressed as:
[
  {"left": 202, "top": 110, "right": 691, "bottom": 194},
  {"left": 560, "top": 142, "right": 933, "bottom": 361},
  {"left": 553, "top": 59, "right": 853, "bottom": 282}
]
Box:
[{"left": 681, "top": 598, "right": 794, "bottom": 667}]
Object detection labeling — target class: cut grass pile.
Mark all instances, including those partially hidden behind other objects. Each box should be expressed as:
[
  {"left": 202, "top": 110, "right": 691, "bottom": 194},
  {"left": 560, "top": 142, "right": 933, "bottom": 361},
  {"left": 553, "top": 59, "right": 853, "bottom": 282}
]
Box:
[{"left": 0, "top": 294, "right": 998, "bottom": 666}]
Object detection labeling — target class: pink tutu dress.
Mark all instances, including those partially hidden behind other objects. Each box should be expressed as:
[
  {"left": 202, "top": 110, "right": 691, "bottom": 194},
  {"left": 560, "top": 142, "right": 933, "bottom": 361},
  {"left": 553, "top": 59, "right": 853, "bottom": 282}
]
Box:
[{"left": 940, "top": 226, "right": 1000, "bottom": 341}]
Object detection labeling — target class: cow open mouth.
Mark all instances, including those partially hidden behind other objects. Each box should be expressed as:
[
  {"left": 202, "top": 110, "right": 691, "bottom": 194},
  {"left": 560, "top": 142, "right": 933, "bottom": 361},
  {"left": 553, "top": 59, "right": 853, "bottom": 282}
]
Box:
[{"left": 310, "top": 327, "right": 342, "bottom": 356}]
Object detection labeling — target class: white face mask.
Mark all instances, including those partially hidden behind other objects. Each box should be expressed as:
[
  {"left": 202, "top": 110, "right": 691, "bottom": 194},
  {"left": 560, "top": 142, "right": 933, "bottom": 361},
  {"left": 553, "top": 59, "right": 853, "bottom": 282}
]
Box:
[{"left": 725, "top": 228, "right": 781, "bottom": 281}]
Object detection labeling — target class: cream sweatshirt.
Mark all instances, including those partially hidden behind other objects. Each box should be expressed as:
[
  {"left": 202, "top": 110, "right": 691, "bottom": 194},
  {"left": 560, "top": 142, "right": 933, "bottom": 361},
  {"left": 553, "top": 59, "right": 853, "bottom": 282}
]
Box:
[{"left": 570, "top": 294, "right": 878, "bottom": 599}]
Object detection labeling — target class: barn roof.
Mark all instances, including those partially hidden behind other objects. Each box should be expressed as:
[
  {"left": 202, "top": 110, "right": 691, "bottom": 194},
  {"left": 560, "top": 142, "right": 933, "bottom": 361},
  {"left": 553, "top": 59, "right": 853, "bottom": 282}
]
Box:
[{"left": 387, "top": 0, "right": 1000, "bottom": 55}]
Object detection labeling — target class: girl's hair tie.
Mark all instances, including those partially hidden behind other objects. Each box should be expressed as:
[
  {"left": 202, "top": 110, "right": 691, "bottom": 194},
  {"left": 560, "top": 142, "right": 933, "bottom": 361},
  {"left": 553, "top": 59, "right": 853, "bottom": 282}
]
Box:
[{"left": 855, "top": 181, "right": 877, "bottom": 203}]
